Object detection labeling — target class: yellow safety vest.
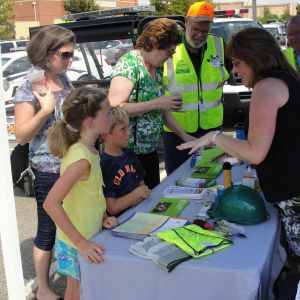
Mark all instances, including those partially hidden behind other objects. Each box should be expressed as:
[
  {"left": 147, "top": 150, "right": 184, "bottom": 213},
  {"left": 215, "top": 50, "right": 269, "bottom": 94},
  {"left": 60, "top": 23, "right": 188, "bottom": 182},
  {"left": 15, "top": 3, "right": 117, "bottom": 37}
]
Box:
[
  {"left": 157, "top": 225, "right": 232, "bottom": 258},
  {"left": 283, "top": 47, "right": 297, "bottom": 71},
  {"left": 163, "top": 35, "right": 229, "bottom": 132}
]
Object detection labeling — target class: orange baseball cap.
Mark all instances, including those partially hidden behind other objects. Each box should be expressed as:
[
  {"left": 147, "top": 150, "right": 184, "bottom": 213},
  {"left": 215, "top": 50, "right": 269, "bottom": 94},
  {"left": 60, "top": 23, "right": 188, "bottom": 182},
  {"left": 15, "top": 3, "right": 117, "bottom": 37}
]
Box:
[{"left": 186, "top": 1, "right": 214, "bottom": 22}]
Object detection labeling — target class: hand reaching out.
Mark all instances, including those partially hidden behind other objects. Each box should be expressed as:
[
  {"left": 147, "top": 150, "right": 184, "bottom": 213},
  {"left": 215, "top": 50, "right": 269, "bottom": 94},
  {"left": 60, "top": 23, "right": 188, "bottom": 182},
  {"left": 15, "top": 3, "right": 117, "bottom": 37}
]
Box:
[
  {"left": 76, "top": 238, "right": 105, "bottom": 264},
  {"left": 157, "top": 95, "right": 182, "bottom": 112},
  {"left": 103, "top": 216, "right": 118, "bottom": 229},
  {"left": 32, "top": 87, "right": 56, "bottom": 116},
  {"left": 177, "top": 132, "right": 214, "bottom": 154}
]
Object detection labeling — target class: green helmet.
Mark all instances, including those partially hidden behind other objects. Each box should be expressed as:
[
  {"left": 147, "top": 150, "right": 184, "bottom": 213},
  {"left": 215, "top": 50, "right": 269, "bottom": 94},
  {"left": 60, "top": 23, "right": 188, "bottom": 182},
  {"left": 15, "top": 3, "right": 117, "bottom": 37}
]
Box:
[{"left": 207, "top": 185, "right": 268, "bottom": 224}]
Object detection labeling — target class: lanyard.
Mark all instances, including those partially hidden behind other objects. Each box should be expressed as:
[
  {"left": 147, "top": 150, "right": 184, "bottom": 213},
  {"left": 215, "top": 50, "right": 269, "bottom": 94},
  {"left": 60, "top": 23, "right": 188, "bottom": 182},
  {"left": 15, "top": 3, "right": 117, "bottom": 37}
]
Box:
[{"left": 293, "top": 50, "right": 300, "bottom": 72}]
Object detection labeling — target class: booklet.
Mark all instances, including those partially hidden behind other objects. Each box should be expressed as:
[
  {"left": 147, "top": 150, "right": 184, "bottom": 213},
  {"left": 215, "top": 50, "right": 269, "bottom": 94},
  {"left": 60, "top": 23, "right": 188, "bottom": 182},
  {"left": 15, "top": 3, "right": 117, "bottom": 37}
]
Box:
[
  {"left": 175, "top": 177, "right": 216, "bottom": 188},
  {"left": 192, "top": 163, "right": 223, "bottom": 179},
  {"left": 150, "top": 198, "right": 189, "bottom": 217},
  {"left": 198, "top": 146, "right": 224, "bottom": 164},
  {"left": 111, "top": 212, "right": 188, "bottom": 240},
  {"left": 129, "top": 236, "right": 192, "bottom": 272},
  {"left": 162, "top": 186, "right": 206, "bottom": 199}
]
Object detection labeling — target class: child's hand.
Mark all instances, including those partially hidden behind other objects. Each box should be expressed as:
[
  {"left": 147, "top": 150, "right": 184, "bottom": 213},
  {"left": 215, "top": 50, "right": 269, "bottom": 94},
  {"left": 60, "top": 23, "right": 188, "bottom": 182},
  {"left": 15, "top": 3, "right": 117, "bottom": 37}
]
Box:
[
  {"left": 77, "top": 238, "right": 105, "bottom": 264},
  {"left": 103, "top": 216, "right": 117, "bottom": 229},
  {"left": 136, "top": 185, "right": 151, "bottom": 200}
]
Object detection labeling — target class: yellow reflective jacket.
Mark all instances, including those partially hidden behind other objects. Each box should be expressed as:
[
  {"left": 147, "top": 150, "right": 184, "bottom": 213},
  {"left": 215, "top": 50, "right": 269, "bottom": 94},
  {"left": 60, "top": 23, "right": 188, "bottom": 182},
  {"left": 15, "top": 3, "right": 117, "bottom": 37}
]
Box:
[
  {"left": 163, "top": 34, "right": 229, "bottom": 132},
  {"left": 283, "top": 47, "right": 297, "bottom": 71},
  {"left": 157, "top": 225, "right": 232, "bottom": 258}
]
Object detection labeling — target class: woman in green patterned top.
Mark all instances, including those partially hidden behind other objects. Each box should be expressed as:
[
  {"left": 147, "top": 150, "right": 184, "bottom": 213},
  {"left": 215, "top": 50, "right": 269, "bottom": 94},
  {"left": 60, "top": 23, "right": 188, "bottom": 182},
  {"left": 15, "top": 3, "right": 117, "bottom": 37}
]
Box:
[{"left": 109, "top": 18, "right": 195, "bottom": 189}]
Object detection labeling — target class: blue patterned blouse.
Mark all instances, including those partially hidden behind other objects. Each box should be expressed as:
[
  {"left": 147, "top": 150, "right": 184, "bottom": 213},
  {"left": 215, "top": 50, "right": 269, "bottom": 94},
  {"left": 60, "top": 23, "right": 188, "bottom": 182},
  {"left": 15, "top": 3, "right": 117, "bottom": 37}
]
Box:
[{"left": 14, "top": 74, "right": 72, "bottom": 173}]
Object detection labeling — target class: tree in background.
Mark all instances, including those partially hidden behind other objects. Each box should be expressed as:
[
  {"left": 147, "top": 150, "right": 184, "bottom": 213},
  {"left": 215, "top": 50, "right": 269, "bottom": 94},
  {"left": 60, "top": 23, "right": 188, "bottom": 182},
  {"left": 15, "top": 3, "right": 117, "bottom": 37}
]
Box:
[
  {"left": 279, "top": 8, "right": 291, "bottom": 23},
  {"left": 64, "top": 0, "right": 99, "bottom": 14},
  {"left": 0, "top": 0, "right": 16, "bottom": 39},
  {"left": 150, "top": 0, "right": 213, "bottom": 16},
  {"left": 257, "top": 8, "right": 279, "bottom": 24},
  {"left": 296, "top": 3, "right": 300, "bottom": 15}
]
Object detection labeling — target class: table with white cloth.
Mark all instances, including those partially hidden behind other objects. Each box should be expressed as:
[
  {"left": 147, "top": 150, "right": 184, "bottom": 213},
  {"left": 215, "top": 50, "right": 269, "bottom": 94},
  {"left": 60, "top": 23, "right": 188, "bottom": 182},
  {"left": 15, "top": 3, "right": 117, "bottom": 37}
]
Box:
[{"left": 79, "top": 159, "right": 286, "bottom": 300}]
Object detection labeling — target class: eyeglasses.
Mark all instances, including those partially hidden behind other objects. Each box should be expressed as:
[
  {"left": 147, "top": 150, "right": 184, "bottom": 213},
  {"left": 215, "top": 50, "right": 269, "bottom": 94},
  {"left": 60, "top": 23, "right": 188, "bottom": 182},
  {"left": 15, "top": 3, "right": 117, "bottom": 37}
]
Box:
[
  {"left": 56, "top": 50, "right": 74, "bottom": 60},
  {"left": 232, "top": 59, "right": 241, "bottom": 68}
]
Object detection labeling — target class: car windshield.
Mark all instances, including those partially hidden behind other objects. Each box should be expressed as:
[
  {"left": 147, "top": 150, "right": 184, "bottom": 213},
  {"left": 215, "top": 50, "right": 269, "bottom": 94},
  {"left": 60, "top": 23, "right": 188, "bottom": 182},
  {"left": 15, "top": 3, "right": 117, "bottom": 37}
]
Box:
[
  {"left": 1, "top": 57, "right": 11, "bottom": 65},
  {"left": 265, "top": 27, "right": 280, "bottom": 36},
  {"left": 211, "top": 20, "right": 261, "bottom": 43}
]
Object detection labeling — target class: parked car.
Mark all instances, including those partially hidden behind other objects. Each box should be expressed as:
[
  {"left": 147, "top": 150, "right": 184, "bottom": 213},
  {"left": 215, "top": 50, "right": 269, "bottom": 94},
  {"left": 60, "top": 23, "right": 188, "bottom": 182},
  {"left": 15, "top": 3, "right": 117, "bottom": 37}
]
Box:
[
  {"left": 92, "top": 39, "right": 134, "bottom": 65},
  {"left": 0, "top": 39, "right": 28, "bottom": 54},
  {"left": 2, "top": 48, "right": 113, "bottom": 104},
  {"left": 263, "top": 23, "right": 286, "bottom": 46}
]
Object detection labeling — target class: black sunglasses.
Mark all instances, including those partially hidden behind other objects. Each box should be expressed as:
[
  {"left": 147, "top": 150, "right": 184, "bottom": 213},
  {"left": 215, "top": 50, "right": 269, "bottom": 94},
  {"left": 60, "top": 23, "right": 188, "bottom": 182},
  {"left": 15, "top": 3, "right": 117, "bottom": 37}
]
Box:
[{"left": 56, "top": 50, "right": 74, "bottom": 60}]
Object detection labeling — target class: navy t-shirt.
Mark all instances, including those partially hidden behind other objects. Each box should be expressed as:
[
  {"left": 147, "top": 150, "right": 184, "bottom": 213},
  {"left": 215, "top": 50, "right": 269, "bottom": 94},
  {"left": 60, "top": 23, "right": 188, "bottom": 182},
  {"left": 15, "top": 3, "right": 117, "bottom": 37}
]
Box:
[{"left": 100, "top": 148, "right": 145, "bottom": 200}]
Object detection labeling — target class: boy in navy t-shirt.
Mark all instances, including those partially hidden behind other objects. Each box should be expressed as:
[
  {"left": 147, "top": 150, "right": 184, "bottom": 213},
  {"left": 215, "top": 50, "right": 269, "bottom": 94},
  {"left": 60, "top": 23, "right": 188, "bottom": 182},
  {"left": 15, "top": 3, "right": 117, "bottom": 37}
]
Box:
[{"left": 100, "top": 107, "right": 151, "bottom": 217}]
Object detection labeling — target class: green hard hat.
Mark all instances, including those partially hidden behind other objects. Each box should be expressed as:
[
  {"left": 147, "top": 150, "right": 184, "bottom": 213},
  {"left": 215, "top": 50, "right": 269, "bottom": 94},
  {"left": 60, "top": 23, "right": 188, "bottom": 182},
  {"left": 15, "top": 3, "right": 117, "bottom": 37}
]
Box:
[{"left": 207, "top": 185, "right": 268, "bottom": 224}]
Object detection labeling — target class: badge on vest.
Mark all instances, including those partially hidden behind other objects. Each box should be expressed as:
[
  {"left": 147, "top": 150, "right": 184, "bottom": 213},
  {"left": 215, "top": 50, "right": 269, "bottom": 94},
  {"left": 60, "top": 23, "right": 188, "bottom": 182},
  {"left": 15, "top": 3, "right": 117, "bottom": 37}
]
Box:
[
  {"left": 208, "top": 55, "right": 223, "bottom": 68},
  {"left": 199, "top": 99, "right": 206, "bottom": 112}
]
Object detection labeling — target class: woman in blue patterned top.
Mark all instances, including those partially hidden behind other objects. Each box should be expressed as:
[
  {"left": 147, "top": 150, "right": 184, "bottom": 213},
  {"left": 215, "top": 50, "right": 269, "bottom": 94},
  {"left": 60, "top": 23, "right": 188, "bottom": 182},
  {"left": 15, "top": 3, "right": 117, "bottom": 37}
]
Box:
[{"left": 14, "top": 25, "right": 75, "bottom": 300}]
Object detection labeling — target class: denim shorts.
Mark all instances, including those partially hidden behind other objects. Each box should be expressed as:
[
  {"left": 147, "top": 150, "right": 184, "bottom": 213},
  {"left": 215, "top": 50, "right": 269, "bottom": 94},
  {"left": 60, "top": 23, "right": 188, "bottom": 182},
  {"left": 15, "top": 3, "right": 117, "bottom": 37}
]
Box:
[
  {"left": 55, "top": 239, "right": 80, "bottom": 281},
  {"left": 32, "top": 168, "right": 60, "bottom": 251}
]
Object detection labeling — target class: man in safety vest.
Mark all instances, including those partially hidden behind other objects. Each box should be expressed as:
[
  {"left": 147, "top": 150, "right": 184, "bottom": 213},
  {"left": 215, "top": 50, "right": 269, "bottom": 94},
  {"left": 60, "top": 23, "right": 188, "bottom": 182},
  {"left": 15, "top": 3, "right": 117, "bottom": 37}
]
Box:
[
  {"left": 162, "top": 1, "right": 230, "bottom": 175},
  {"left": 284, "top": 15, "right": 300, "bottom": 72}
]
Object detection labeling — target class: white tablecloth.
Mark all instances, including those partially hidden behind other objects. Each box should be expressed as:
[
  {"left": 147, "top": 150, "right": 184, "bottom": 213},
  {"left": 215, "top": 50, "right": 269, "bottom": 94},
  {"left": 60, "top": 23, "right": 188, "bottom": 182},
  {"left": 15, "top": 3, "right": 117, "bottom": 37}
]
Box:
[{"left": 79, "top": 160, "right": 286, "bottom": 300}]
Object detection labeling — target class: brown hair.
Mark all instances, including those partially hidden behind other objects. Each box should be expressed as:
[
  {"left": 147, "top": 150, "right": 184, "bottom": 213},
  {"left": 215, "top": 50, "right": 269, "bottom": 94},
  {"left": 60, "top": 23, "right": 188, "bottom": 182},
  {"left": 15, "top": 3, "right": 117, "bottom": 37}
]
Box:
[
  {"left": 109, "top": 107, "right": 129, "bottom": 133},
  {"left": 136, "top": 18, "right": 182, "bottom": 51},
  {"left": 226, "top": 27, "right": 299, "bottom": 87},
  {"left": 47, "top": 87, "right": 107, "bottom": 158},
  {"left": 27, "top": 25, "right": 75, "bottom": 70}
]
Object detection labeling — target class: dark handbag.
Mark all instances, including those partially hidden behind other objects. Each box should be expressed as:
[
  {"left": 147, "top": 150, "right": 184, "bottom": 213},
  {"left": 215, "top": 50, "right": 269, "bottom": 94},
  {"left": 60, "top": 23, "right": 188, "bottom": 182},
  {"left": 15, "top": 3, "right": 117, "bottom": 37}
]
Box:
[{"left": 10, "top": 143, "right": 35, "bottom": 196}]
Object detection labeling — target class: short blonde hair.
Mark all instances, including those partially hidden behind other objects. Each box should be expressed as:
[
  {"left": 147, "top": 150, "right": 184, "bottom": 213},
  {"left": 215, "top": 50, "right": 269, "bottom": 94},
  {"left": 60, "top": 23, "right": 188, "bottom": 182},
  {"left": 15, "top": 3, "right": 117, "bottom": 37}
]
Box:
[{"left": 110, "top": 107, "right": 129, "bottom": 132}]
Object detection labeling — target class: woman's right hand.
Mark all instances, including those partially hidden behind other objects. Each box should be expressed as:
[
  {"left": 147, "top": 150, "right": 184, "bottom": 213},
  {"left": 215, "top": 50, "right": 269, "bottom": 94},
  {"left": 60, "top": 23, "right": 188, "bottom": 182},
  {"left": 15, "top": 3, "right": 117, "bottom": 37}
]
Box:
[
  {"left": 156, "top": 95, "right": 182, "bottom": 111},
  {"left": 32, "top": 87, "right": 56, "bottom": 116},
  {"left": 77, "top": 238, "right": 105, "bottom": 264}
]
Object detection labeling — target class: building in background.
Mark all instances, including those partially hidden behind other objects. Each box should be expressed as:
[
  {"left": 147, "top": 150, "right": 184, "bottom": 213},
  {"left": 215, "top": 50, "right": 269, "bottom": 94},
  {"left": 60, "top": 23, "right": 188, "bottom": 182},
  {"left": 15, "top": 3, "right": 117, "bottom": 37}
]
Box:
[
  {"left": 12, "top": 0, "right": 139, "bottom": 38},
  {"left": 215, "top": 1, "right": 296, "bottom": 19}
]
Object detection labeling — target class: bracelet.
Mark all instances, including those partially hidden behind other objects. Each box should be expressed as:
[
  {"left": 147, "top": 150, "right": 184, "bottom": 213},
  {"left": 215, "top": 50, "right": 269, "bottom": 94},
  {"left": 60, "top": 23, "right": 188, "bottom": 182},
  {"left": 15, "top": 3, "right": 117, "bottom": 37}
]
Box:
[{"left": 212, "top": 130, "right": 221, "bottom": 145}]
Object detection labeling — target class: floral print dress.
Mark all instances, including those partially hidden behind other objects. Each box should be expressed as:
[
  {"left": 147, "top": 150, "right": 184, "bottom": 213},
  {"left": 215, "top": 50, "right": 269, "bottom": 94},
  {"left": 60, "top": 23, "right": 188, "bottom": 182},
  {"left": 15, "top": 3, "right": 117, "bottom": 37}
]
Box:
[{"left": 112, "top": 50, "right": 165, "bottom": 155}]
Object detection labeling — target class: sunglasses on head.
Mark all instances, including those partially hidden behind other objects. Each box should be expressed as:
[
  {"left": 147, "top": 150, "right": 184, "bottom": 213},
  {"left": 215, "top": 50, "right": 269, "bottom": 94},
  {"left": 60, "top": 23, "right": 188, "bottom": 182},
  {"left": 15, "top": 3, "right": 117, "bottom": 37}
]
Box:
[{"left": 56, "top": 50, "right": 74, "bottom": 60}]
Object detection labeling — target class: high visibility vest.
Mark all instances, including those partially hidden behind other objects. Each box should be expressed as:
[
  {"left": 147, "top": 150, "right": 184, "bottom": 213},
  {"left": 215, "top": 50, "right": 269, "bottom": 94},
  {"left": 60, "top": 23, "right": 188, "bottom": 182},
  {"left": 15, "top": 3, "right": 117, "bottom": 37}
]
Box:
[
  {"left": 163, "top": 35, "right": 229, "bottom": 132},
  {"left": 157, "top": 225, "right": 232, "bottom": 258},
  {"left": 283, "top": 47, "right": 297, "bottom": 71}
]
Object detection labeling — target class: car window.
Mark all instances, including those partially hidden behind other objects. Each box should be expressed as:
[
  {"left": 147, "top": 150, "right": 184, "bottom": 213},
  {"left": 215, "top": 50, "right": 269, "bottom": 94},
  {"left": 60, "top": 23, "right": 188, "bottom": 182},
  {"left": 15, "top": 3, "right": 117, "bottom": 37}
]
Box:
[
  {"left": 211, "top": 21, "right": 261, "bottom": 43},
  {"left": 1, "top": 43, "right": 14, "bottom": 54},
  {"left": 6, "top": 56, "right": 31, "bottom": 75},
  {"left": 1, "top": 57, "right": 11, "bottom": 65},
  {"left": 265, "top": 27, "right": 280, "bottom": 36},
  {"left": 16, "top": 41, "right": 28, "bottom": 47}
]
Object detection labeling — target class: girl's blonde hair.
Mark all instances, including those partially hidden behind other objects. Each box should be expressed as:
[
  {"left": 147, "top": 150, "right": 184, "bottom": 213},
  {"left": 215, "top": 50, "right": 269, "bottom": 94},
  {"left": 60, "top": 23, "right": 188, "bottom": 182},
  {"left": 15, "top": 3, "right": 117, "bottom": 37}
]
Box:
[
  {"left": 110, "top": 106, "right": 129, "bottom": 133},
  {"left": 47, "top": 87, "right": 107, "bottom": 158}
]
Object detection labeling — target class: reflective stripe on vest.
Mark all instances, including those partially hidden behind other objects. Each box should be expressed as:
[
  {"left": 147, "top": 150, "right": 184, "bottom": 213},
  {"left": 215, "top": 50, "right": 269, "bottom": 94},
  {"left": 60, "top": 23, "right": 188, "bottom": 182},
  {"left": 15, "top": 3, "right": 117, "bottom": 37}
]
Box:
[
  {"left": 283, "top": 47, "right": 297, "bottom": 71},
  {"left": 163, "top": 35, "right": 229, "bottom": 132}
]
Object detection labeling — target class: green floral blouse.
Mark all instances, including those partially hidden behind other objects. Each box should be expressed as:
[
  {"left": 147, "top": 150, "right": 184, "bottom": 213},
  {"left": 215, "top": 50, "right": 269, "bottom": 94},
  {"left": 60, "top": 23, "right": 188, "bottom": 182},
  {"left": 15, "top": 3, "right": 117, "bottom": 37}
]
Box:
[{"left": 112, "top": 50, "right": 164, "bottom": 155}]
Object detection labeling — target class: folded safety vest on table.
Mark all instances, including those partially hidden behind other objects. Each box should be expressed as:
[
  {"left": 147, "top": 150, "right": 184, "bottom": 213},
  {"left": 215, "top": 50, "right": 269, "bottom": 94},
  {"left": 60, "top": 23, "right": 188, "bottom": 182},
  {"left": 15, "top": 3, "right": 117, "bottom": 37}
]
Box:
[{"left": 157, "top": 224, "right": 233, "bottom": 258}]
